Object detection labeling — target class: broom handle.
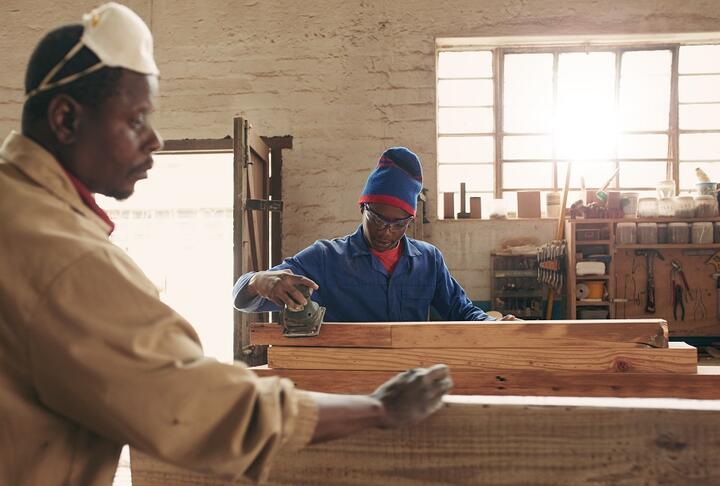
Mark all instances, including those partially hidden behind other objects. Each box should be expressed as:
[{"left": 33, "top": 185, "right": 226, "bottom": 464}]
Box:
[{"left": 545, "top": 163, "right": 572, "bottom": 320}]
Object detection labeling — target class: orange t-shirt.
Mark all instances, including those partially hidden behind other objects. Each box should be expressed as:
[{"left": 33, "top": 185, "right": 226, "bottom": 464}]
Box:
[{"left": 371, "top": 243, "right": 403, "bottom": 274}]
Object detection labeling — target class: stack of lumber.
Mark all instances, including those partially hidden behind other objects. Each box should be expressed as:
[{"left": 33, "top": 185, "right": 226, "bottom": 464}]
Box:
[{"left": 251, "top": 319, "right": 720, "bottom": 399}]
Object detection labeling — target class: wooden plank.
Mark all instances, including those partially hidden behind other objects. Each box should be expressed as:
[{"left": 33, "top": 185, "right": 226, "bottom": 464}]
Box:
[
  {"left": 251, "top": 320, "right": 668, "bottom": 349},
  {"left": 253, "top": 365, "right": 720, "bottom": 399},
  {"left": 390, "top": 320, "right": 668, "bottom": 349},
  {"left": 130, "top": 396, "right": 720, "bottom": 485},
  {"left": 250, "top": 323, "right": 392, "bottom": 347},
  {"left": 267, "top": 343, "right": 696, "bottom": 374}
]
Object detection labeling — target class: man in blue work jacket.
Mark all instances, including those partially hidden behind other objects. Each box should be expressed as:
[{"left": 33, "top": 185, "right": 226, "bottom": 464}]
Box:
[{"left": 234, "top": 147, "right": 515, "bottom": 322}]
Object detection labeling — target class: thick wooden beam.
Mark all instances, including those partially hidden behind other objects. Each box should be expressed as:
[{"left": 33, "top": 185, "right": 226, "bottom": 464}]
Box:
[
  {"left": 252, "top": 365, "right": 720, "bottom": 399},
  {"left": 130, "top": 396, "right": 720, "bottom": 485},
  {"left": 251, "top": 323, "right": 392, "bottom": 347},
  {"left": 251, "top": 319, "right": 668, "bottom": 349},
  {"left": 267, "top": 343, "right": 696, "bottom": 373}
]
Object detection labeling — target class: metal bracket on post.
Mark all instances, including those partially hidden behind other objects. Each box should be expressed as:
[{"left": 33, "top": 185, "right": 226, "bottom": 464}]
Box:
[{"left": 245, "top": 199, "right": 284, "bottom": 212}]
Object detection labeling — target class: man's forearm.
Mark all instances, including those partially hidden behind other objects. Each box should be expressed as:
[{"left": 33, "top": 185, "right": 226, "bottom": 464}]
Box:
[{"left": 307, "top": 392, "right": 385, "bottom": 444}]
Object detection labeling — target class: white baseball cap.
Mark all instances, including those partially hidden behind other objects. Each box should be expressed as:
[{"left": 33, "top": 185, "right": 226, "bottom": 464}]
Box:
[{"left": 27, "top": 2, "right": 158, "bottom": 99}]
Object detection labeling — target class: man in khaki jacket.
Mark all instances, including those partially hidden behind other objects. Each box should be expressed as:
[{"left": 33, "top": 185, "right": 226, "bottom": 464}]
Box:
[{"left": 0, "top": 4, "right": 452, "bottom": 485}]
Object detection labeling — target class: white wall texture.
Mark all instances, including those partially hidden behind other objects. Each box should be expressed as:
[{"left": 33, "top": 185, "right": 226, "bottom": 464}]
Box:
[{"left": 2, "top": 1, "right": 720, "bottom": 299}]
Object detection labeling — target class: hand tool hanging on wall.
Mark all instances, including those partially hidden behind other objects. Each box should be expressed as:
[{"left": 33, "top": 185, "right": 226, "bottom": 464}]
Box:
[
  {"left": 635, "top": 249, "right": 664, "bottom": 313},
  {"left": 706, "top": 251, "right": 720, "bottom": 321},
  {"left": 537, "top": 240, "right": 566, "bottom": 293}
]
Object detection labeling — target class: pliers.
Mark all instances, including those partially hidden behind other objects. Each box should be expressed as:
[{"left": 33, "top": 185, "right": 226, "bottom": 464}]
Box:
[{"left": 673, "top": 283, "right": 685, "bottom": 321}]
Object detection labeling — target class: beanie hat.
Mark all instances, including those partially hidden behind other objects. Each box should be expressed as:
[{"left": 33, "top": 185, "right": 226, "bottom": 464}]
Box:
[{"left": 358, "top": 147, "right": 423, "bottom": 216}]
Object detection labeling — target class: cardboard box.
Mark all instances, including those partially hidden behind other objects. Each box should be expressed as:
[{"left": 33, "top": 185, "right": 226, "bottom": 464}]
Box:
[
  {"left": 517, "top": 191, "right": 541, "bottom": 218},
  {"left": 470, "top": 197, "right": 482, "bottom": 219},
  {"left": 443, "top": 192, "right": 455, "bottom": 219}
]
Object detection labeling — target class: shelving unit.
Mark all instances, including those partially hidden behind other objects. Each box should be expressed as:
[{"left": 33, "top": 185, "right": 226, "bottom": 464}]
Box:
[
  {"left": 491, "top": 253, "right": 545, "bottom": 319},
  {"left": 566, "top": 217, "right": 720, "bottom": 336}
]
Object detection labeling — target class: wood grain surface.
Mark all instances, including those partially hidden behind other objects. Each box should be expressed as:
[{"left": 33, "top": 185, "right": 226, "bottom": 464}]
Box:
[
  {"left": 252, "top": 365, "right": 720, "bottom": 398},
  {"left": 267, "top": 342, "right": 696, "bottom": 373},
  {"left": 131, "top": 396, "right": 720, "bottom": 485},
  {"left": 250, "top": 319, "right": 668, "bottom": 349}
]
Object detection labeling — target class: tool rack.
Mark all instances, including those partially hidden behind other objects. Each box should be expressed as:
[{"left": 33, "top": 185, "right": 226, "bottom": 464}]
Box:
[
  {"left": 491, "top": 252, "right": 545, "bottom": 319},
  {"left": 566, "top": 217, "right": 720, "bottom": 336}
]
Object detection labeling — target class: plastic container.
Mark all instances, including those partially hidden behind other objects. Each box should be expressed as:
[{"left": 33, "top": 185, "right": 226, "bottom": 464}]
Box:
[
  {"left": 673, "top": 196, "right": 696, "bottom": 218},
  {"left": 637, "top": 223, "right": 658, "bottom": 244},
  {"left": 637, "top": 197, "right": 658, "bottom": 218},
  {"left": 546, "top": 192, "right": 561, "bottom": 218},
  {"left": 692, "top": 222, "right": 713, "bottom": 244},
  {"left": 657, "top": 180, "right": 676, "bottom": 199},
  {"left": 656, "top": 198, "right": 673, "bottom": 217},
  {"left": 615, "top": 222, "right": 637, "bottom": 244},
  {"left": 668, "top": 222, "right": 690, "bottom": 244},
  {"left": 621, "top": 192, "right": 639, "bottom": 218},
  {"left": 695, "top": 195, "right": 718, "bottom": 217},
  {"left": 696, "top": 182, "right": 717, "bottom": 196},
  {"left": 657, "top": 223, "right": 668, "bottom": 244},
  {"left": 489, "top": 199, "right": 507, "bottom": 219}
]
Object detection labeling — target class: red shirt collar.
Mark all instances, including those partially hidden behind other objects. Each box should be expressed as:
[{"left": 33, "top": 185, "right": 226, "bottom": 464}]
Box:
[{"left": 62, "top": 169, "right": 115, "bottom": 235}]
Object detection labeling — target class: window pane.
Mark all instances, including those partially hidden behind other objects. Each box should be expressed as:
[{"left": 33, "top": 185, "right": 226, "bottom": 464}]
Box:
[
  {"left": 438, "top": 51, "right": 493, "bottom": 78},
  {"left": 680, "top": 104, "right": 720, "bottom": 130},
  {"left": 679, "top": 75, "right": 720, "bottom": 103},
  {"left": 438, "top": 107, "right": 494, "bottom": 134},
  {"left": 504, "top": 53, "right": 554, "bottom": 133},
  {"left": 556, "top": 52, "right": 617, "bottom": 160},
  {"left": 99, "top": 153, "right": 234, "bottom": 363},
  {"left": 557, "top": 161, "right": 616, "bottom": 189},
  {"left": 438, "top": 164, "right": 493, "bottom": 192},
  {"left": 438, "top": 79, "right": 493, "bottom": 107},
  {"left": 503, "top": 135, "right": 553, "bottom": 160},
  {"left": 619, "top": 51, "right": 671, "bottom": 131},
  {"left": 679, "top": 45, "right": 720, "bottom": 74},
  {"left": 618, "top": 161, "right": 667, "bottom": 188},
  {"left": 438, "top": 136, "right": 494, "bottom": 163},
  {"left": 618, "top": 134, "right": 668, "bottom": 159},
  {"left": 503, "top": 162, "right": 553, "bottom": 189},
  {"left": 679, "top": 162, "right": 720, "bottom": 190},
  {"left": 680, "top": 133, "right": 720, "bottom": 160}
]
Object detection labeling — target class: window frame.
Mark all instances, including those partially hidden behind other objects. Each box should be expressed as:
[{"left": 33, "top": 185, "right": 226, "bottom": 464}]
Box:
[{"left": 437, "top": 36, "right": 720, "bottom": 203}]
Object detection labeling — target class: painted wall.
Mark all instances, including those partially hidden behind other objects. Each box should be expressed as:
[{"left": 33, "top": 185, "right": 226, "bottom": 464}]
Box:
[{"left": 2, "top": 0, "right": 719, "bottom": 299}]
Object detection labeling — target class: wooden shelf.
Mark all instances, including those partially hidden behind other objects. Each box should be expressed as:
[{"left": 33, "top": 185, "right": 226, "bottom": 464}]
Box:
[
  {"left": 494, "top": 290, "right": 544, "bottom": 298},
  {"left": 569, "top": 217, "right": 720, "bottom": 224},
  {"left": 615, "top": 244, "right": 720, "bottom": 250},
  {"left": 577, "top": 275, "right": 610, "bottom": 280},
  {"left": 494, "top": 270, "right": 537, "bottom": 278},
  {"left": 576, "top": 300, "right": 611, "bottom": 306},
  {"left": 576, "top": 240, "right": 611, "bottom": 245}
]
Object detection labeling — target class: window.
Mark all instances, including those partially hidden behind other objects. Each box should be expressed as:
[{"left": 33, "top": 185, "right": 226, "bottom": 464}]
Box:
[
  {"left": 97, "top": 151, "right": 235, "bottom": 363},
  {"left": 437, "top": 39, "right": 720, "bottom": 218}
]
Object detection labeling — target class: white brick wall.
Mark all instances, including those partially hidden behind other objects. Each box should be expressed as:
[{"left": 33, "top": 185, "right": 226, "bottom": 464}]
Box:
[{"left": 2, "top": 0, "right": 719, "bottom": 299}]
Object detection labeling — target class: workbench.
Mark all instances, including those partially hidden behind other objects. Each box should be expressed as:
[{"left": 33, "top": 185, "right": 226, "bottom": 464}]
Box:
[{"left": 130, "top": 320, "right": 720, "bottom": 484}]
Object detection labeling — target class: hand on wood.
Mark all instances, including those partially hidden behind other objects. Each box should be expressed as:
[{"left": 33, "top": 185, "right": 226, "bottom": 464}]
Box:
[
  {"left": 500, "top": 314, "right": 520, "bottom": 321},
  {"left": 249, "top": 270, "right": 318, "bottom": 311},
  {"left": 371, "top": 364, "right": 453, "bottom": 428}
]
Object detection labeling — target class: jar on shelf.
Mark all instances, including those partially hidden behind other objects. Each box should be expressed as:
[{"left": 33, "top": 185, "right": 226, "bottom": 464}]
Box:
[
  {"left": 673, "top": 195, "right": 696, "bottom": 218},
  {"left": 637, "top": 197, "right": 658, "bottom": 218},
  {"left": 695, "top": 195, "right": 718, "bottom": 218},
  {"left": 615, "top": 222, "right": 637, "bottom": 244},
  {"left": 637, "top": 223, "right": 658, "bottom": 244},
  {"left": 657, "top": 198, "right": 674, "bottom": 217},
  {"left": 657, "top": 223, "right": 668, "bottom": 244},
  {"left": 668, "top": 222, "right": 690, "bottom": 244},
  {"left": 621, "top": 192, "right": 639, "bottom": 218},
  {"left": 692, "top": 222, "right": 714, "bottom": 244},
  {"left": 657, "top": 180, "right": 675, "bottom": 199}
]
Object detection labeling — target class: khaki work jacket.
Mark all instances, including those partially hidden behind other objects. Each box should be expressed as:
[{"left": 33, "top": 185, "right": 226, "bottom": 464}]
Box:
[{"left": 0, "top": 132, "right": 317, "bottom": 485}]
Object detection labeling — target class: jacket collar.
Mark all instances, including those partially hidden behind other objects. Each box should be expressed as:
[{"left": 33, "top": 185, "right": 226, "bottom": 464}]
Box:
[
  {"left": 347, "top": 225, "right": 421, "bottom": 258},
  {"left": 0, "top": 131, "right": 113, "bottom": 235}
]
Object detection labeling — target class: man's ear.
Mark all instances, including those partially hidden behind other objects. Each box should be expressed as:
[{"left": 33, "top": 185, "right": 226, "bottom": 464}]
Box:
[{"left": 47, "top": 94, "right": 84, "bottom": 145}]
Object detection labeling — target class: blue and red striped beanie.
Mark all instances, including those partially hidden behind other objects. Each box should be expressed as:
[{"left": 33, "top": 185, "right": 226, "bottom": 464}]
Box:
[{"left": 358, "top": 147, "right": 423, "bottom": 216}]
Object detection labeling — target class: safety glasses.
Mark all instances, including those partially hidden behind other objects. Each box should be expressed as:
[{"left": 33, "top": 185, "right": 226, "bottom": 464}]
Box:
[{"left": 363, "top": 204, "right": 414, "bottom": 231}]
